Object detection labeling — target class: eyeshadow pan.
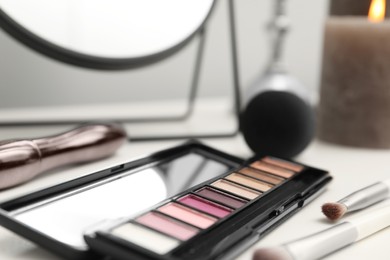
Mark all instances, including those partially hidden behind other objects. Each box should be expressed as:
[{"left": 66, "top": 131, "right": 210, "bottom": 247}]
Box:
[
  {"left": 136, "top": 212, "right": 199, "bottom": 241},
  {"left": 157, "top": 203, "right": 217, "bottom": 229},
  {"left": 250, "top": 161, "right": 295, "bottom": 178},
  {"left": 239, "top": 167, "right": 284, "bottom": 185},
  {"left": 111, "top": 223, "right": 179, "bottom": 254},
  {"left": 195, "top": 187, "right": 247, "bottom": 209},
  {"left": 262, "top": 157, "right": 304, "bottom": 172},
  {"left": 178, "top": 195, "right": 233, "bottom": 218},
  {"left": 211, "top": 179, "right": 261, "bottom": 200},
  {"left": 225, "top": 173, "right": 273, "bottom": 192}
]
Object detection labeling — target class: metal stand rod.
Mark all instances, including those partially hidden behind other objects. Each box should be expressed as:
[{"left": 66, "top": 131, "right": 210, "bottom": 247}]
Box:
[
  {"left": 228, "top": 0, "right": 242, "bottom": 119},
  {"left": 267, "top": 0, "right": 289, "bottom": 72},
  {"left": 131, "top": 0, "right": 242, "bottom": 141}
]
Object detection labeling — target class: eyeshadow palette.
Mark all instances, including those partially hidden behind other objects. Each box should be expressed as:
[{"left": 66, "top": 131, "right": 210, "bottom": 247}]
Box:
[
  {"left": 84, "top": 151, "right": 331, "bottom": 260},
  {"left": 0, "top": 141, "right": 331, "bottom": 260}
]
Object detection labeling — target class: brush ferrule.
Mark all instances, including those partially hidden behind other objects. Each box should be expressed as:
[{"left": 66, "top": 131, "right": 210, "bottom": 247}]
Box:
[
  {"left": 284, "top": 222, "right": 357, "bottom": 260},
  {"left": 339, "top": 182, "right": 389, "bottom": 212}
]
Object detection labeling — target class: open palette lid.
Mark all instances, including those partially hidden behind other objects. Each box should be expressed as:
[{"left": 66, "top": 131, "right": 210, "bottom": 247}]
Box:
[{"left": 0, "top": 141, "right": 244, "bottom": 259}]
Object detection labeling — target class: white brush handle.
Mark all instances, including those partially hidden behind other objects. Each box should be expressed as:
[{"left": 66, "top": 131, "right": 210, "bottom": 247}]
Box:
[
  {"left": 285, "top": 222, "right": 356, "bottom": 260},
  {"left": 339, "top": 181, "right": 390, "bottom": 211},
  {"left": 284, "top": 206, "right": 390, "bottom": 260},
  {"left": 350, "top": 205, "right": 390, "bottom": 240},
  {"left": 383, "top": 179, "right": 390, "bottom": 189}
]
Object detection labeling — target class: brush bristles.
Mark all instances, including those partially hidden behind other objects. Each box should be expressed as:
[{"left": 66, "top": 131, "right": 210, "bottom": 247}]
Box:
[
  {"left": 253, "top": 247, "right": 293, "bottom": 260},
  {"left": 322, "top": 202, "right": 348, "bottom": 221}
]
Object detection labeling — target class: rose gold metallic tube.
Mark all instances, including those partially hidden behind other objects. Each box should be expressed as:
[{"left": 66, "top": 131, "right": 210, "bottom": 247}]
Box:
[{"left": 0, "top": 124, "right": 127, "bottom": 190}]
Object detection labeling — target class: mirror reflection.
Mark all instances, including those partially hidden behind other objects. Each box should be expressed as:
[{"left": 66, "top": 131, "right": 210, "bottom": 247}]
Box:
[{"left": 0, "top": 0, "right": 213, "bottom": 58}]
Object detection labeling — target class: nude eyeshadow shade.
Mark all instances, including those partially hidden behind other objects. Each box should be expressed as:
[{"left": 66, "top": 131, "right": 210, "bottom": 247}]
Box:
[
  {"left": 250, "top": 161, "right": 295, "bottom": 178},
  {"left": 210, "top": 179, "right": 261, "bottom": 200},
  {"left": 262, "top": 156, "right": 304, "bottom": 172},
  {"left": 225, "top": 173, "right": 273, "bottom": 192},
  {"left": 238, "top": 167, "right": 284, "bottom": 185}
]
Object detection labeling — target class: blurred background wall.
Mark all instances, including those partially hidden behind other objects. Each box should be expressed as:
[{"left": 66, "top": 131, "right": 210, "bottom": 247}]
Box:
[{"left": 0, "top": 0, "right": 329, "bottom": 109}]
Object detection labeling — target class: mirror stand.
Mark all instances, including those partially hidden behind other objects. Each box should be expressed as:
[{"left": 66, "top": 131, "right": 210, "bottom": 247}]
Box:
[
  {"left": 131, "top": 0, "right": 241, "bottom": 141},
  {"left": 0, "top": 0, "right": 241, "bottom": 141}
]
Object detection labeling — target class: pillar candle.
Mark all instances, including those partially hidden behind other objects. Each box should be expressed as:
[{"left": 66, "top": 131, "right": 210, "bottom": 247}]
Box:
[{"left": 318, "top": 15, "right": 390, "bottom": 148}]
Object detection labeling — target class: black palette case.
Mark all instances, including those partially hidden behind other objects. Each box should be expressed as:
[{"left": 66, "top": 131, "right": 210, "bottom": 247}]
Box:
[{"left": 0, "top": 140, "right": 332, "bottom": 260}]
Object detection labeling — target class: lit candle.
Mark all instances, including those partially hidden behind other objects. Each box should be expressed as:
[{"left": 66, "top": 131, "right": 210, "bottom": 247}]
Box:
[
  {"left": 329, "top": 0, "right": 390, "bottom": 17},
  {"left": 318, "top": 0, "right": 390, "bottom": 148}
]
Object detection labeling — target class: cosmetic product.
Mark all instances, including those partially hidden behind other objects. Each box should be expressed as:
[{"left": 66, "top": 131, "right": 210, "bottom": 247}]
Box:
[
  {"left": 241, "top": 0, "right": 315, "bottom": 158},
  {"left": 0, "top": 141, "right": 331, "bottom": 260},
  {"left": 0, "top": 123, "right": 127, "bottom": 190},
  {"left": 253, "top": 205, "right": 390, "bottom": 260},
  {"left": 322, "top": 178, "right": 390, "bottom": 220}
]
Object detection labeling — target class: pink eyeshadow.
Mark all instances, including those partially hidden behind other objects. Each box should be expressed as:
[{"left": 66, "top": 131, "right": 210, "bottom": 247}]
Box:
[
  {"left": 178, "top": 195, "right": 233, "bottom": 218},
  {"left": 157, "top": 203, "right": 217, "bottom": 229},
  {"left": 136, "top": 212, "right": 199, "bottom": 241}
]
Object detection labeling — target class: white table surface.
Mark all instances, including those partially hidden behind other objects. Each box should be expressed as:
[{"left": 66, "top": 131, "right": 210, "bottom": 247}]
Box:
[{"left": 1, "top": 124, "right": 390, "bottom": 260}]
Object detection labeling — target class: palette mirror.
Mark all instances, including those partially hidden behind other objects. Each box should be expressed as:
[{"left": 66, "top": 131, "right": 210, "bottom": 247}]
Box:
[
  {"left": 7, "top": 150, "right": 237, "bottom": 250},
  {"left": 0, "top": 0, "right": 214, "bottom": 69}
]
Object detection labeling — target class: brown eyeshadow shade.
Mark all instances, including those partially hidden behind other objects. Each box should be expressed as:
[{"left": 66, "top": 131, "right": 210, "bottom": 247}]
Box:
[
  {"left": 239, "top": 167, "right": 284, "bottom": 184},
  {"left": 261, "top": 157, "right": 304, "bottom": 172},
  {"left": 225, "top": 173, "right": 273, "bottom": 192},
  {"left": 250, "top": 161, "right": 295, "bottom": 178},
  {"left": 195, "top": 187, "right": 248, "bottom": 209},
  {"left": 211, "top": 179, "right": 261, "bottom": 200}
]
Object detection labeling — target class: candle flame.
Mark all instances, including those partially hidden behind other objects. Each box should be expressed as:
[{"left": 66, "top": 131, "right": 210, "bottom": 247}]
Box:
[{"left": 368, "top": 0, "right": 386, "bottom": 22}]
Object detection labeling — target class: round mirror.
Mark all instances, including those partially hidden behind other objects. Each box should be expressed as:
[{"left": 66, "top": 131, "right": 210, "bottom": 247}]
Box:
[{"left": 0, "top": 0, "right": 214, "bottom": 69}]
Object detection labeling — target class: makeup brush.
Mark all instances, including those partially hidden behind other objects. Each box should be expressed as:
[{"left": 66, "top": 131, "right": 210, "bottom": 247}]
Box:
[
  {"left": 321, "top": 179, "right": 390, "bottom": 221},
  {"left": 253, "top": 205, "right": 390, "bottom": 260},
  {"left": 0, "top": 123, "right": 127, "bottom": 190}
]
